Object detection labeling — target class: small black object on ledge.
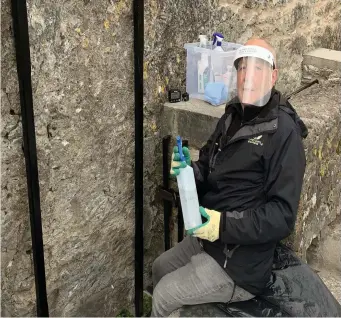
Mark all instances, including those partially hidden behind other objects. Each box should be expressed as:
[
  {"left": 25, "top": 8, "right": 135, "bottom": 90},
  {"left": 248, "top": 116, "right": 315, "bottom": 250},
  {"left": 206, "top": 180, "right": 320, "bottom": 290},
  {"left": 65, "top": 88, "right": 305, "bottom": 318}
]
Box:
[
  {"left": 182, "top": 92, "right": 189, "bottom": 101},
  {"left": 168, "top": 89, "right": 182, "bottom": 103}
]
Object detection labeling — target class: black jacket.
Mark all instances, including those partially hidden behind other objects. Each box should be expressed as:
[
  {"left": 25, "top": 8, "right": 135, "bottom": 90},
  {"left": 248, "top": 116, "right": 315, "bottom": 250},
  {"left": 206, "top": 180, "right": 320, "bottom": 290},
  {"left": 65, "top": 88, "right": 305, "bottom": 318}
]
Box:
[{"left": 192, "top": 89, "right": 307, "bottom": 295}]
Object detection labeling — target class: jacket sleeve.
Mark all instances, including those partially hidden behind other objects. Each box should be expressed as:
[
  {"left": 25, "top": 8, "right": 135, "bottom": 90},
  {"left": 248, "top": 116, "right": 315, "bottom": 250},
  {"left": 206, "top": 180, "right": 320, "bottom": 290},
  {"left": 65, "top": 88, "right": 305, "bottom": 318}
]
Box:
[
  {"left": 219, "top": 128, "right": 306, "bottom": 245},
  {"left": 191, "top": 116, "right": 223, "bottom": 197}
]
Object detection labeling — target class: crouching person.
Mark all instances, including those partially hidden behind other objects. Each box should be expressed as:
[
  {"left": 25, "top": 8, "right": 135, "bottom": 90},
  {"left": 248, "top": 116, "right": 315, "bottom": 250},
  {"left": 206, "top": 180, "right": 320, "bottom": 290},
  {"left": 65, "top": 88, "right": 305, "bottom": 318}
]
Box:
[{"left": 151, "top": 38, "right": 306, "bottom": 317}]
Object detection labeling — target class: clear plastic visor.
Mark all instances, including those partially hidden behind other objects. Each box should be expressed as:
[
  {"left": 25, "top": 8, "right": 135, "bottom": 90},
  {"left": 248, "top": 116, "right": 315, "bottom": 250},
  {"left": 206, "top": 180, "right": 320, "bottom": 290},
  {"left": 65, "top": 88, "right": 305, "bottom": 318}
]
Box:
[{"left": 235, "top": 57, "right": 274, "bottom": 107}]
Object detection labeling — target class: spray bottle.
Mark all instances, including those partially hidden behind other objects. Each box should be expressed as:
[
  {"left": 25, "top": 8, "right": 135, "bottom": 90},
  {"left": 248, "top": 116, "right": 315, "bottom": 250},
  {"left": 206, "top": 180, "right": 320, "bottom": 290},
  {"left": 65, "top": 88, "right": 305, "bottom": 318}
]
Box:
[
  {"left": 198, "top": 35, "right": 209, "bottom": 93},
  {"left": 213, "top": 32, "right": 224, "bottom": 51},
  {"left": 176, "top": 136, "right": 202, "bottom": 230},
  {"left": 212, "top": 32, "right": 224, "bottom": 82}
]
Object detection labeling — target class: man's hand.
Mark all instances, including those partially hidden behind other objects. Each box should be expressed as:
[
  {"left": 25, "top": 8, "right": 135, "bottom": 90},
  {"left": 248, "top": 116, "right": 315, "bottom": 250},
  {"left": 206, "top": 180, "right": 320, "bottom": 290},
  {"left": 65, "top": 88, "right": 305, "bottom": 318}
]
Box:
[
  {"left": 187, "top": 207, "right": 221, "bottom": 242},
  {"left": 170, "top": 146, "right": 191, "bottom": 177}
]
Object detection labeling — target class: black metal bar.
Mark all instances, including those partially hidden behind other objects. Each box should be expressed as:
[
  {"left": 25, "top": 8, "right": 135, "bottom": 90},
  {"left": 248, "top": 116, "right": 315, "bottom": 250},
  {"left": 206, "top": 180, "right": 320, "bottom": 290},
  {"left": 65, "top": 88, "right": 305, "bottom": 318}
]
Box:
[
  {"left": 177, "top": 195, "right": 184, "bottom": 243},
  {"left": 162, "top": 136, "right": 172, "bottom": 251},
  {"left": 177, "top": 139, "right": 188, "bottom": 243},
  {"left": 10, "top": 0, "right": 49, "bottom": 316},
  {"left": 157, "top": 187, "right": 176, "bottom": 203},
  {"left": 286, "top": 79, "right": 319, "bottom": 100},
  {"left": 133, "top": 0, "right": 144, "bottom": 316}
]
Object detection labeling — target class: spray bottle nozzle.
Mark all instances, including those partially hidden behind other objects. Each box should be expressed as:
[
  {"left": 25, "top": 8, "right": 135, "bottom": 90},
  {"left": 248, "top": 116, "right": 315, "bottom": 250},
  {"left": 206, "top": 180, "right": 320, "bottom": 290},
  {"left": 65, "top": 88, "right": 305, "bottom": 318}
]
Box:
[
  {"left": 212, "top": 32, "right": 224, "bottom": 46},
  {"left": 176, "top": 136, "right": 185, "bottom": 162}
]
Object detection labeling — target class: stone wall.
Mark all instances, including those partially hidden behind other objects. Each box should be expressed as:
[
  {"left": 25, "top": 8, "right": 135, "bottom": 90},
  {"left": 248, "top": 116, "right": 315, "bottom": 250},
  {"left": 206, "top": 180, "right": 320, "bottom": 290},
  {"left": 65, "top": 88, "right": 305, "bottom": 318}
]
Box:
[
  {"left": 215, "top": 0, "right": 341, "bottom": 93},
  {"left": 1, "top": 0, "right": 341, "bottom": 316},
  {"left": 303, "top": 48, "right": 341, "bottom": 84},
  {"left": 288, "top": 83, "right": 341, "bottom": 260},
  {"left": 1, "top": 0, "right": 136, "bottom": 316}
]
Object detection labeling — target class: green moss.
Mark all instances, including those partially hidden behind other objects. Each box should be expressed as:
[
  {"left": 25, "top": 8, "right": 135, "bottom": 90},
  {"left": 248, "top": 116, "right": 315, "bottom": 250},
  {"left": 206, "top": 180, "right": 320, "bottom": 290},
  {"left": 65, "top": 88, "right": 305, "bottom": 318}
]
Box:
[
  {"left": 319, "top": 163, "right": 327, "bottom": 177},
  {"left": 318, "top": 145, "right": 323, "bottom": 160},
  {"left": 336, "top": 139, "right": 341, "bottom": 155},
  {"left": 116, "top": 293, "right": 152, "bottom": 317},
  {"left": 116, "top": 309, "right": 134, "bottom": 317},
  {"left": 143, "top": 293, "right": 152, "bottom": 317}
]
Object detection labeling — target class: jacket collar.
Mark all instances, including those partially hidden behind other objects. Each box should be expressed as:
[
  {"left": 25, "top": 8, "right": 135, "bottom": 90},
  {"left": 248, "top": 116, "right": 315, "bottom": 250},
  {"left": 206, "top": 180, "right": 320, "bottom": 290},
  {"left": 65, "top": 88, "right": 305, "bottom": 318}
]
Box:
[
  {"left": 221, "top": 89, "right": 280, "bottom": 147},
  {"left": 225, "top": 88, "right": 280, "bottom": 124},
  {"left": 221, "top": 88, "right": 308, "bottom": 147}
]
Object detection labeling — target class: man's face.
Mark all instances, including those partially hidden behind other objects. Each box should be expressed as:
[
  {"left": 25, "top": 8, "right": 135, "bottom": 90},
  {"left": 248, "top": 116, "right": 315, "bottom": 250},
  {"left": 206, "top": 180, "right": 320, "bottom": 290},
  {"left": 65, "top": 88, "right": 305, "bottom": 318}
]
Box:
[{"left": 237, "top": 57, "right": 277, "bottom": 105}]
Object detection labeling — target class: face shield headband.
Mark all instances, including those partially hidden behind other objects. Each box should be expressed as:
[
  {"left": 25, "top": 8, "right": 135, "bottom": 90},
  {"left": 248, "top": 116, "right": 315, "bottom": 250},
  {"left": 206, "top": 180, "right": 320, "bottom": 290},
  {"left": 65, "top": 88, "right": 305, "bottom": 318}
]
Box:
[{"left": 233, "top": 45, "right": 276, "bottom": 70}]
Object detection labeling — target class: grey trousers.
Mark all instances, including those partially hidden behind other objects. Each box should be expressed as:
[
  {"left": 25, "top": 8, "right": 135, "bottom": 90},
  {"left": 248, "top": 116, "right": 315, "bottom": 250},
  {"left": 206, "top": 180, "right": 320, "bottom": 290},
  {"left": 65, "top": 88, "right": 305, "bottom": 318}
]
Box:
[{"left": 151, "top": 236, "right": 254, "bottom": 317}]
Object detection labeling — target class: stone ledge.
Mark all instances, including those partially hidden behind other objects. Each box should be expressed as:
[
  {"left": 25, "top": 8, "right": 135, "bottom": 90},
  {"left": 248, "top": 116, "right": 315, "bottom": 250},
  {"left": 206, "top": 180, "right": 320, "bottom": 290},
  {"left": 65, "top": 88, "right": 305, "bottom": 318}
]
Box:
[
  {"left": 302, "top": 48, "right": 341, "bottom": 84},
  {"left": 164, "top": 99, "right": 226, "bottom": 119},
  {"left": 161, "top": 99, "right": 225, "bottom": 150},
  {"left": 303, "top": 48, "right": 341, "bottom": 70}
]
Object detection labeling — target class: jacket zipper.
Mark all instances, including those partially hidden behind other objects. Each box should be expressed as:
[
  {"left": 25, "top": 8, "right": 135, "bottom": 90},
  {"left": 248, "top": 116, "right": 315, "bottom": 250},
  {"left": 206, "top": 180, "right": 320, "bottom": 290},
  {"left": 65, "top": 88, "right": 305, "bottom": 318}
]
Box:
[
  {"left": 210, "top": 147, "right": 221, "bottom": 172},
  {"left": 209, "top": 134, "right": 233, "bottom": 173},
  {"left": 223, "top": 244, "right": 240, "bottom": 268},
  {"left": 209, "top": 133, "right": 222, "bottom": 173}
]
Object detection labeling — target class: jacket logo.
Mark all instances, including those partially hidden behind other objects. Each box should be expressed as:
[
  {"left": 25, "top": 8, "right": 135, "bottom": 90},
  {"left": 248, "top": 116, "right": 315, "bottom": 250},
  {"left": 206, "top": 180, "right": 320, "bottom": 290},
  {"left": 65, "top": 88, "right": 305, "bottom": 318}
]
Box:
[{"left": 248, "top": 135, "right": 263, "bottom": 146}]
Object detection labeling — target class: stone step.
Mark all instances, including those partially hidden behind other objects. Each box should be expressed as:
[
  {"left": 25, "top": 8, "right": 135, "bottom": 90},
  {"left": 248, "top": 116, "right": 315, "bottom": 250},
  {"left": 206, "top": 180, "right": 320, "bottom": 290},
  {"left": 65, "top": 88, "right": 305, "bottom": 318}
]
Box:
[
  {"left": 315, "top": 269, "right": 341, "bottom": 305},
  {"left": 302, "top": 48, "right": 341, "bottom": 84},
  {"left": 307, "top": 217, "right": 341, "bottom": 274}
]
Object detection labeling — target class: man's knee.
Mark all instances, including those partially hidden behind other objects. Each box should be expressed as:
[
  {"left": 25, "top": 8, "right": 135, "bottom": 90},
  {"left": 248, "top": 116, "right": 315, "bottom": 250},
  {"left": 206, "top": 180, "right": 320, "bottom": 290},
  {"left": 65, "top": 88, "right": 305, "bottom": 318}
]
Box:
[
  {"left": 152, "top": 281, "right": 164, "bottom": 306},
  {"left": 152, "top": 254, "right": 164, "bottom": 286},
  {"left": 152, "top": 278, "right": 169, "bottom": 316}
]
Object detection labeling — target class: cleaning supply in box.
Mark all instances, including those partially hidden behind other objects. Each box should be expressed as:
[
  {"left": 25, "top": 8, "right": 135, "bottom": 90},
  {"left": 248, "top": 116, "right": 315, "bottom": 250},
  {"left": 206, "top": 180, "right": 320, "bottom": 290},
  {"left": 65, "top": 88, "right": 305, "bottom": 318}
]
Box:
[
  {"left": 204, "top": 82, "right": 228, "bottom": 106},
  {"left": 212, "top": 32, "right": 224, "bottom": 51},
  {"left": 198, "top": 34, "right": 208, "bottom": 48},
  {"left": 198, "top": 53, "right": 209, "bottom": 93},
  {"left": 212, "top": 32, "right": 225, "bottom": 82},
  {"left": 198, "top": 35, "right": 209, "bottom": 93},
  {"left": 176, "top": 136, "right": 202, "bottom": 230},
  {"left": 222, "top": 65, "right": 234, "bottom": 87}
]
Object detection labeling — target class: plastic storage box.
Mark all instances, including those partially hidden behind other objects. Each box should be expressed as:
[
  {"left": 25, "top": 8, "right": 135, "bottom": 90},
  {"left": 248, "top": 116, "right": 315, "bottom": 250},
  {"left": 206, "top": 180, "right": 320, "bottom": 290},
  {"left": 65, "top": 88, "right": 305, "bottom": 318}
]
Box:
[{"left": 184, "top": 41, "right": 242, "bottom": 103}]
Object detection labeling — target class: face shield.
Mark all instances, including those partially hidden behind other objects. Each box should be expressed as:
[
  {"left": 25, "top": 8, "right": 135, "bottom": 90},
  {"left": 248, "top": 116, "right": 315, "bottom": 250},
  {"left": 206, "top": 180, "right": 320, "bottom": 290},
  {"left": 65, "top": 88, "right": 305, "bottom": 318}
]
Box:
[{"left": 231, "top": 45, "right": 276, "bottom": 107}]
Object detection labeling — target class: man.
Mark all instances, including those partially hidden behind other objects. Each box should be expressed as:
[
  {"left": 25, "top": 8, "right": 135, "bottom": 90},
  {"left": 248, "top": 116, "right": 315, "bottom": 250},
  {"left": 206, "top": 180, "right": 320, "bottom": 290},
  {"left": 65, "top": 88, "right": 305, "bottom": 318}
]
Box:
[{"left": 151, "top": 38, "right": 307, "bottom": 317}]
